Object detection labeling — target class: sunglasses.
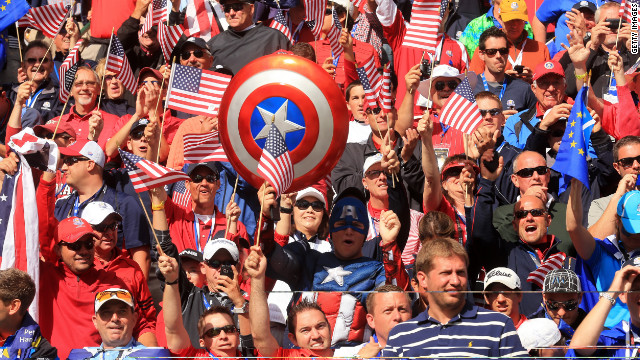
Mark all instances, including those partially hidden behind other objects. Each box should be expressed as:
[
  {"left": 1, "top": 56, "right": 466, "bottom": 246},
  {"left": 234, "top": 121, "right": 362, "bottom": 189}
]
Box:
[
  {"left": 295, "top": 199, "right": 324, "bottom": 212},
  {"left": 93, "top": 222, "right": 119, "bottom": 232},
  {"left": 223, "top": 2, "right": 245, "bottom": 12},
  {"left": 63, "top": 156, "right": 90, "bottom": 166},
  {"left": 514, "top": 208, "right": 546, "bottom": 219},
  {"left": 479, "top": 108, "right": 501, "bottom": 117},
  {"left": 365, "top": 107, "right": 382, "bottom": 115},
  {"left": 617, "top": 155, "right": 640, "bottom": 168},
  {"left": 514, "top": 165, "right": 549, "bottom": 178},
  {"left": 59, "top": 238, "right": 94, "bottom": 251},
  {"left": 545, "top": 300, "right": 578, "bottom": 312},
  {"left": 202, "top": 324, "right": 238, "bottom": 338},
  {"left": 96, "top": 289, "right": 133, "bottom": 303},
  {"left": 25, "top": 57, "right": 51, "bottom": 65},
  {"left": 365, "top": 169, "right": 389, "bottom": 178},
  {"left": 434, "top": 80, "right": 459, "bottom": 91},
  {"left": 190, "top": 173, "right": 219, "bottom": 183},
  {"left": 482, "top": 47, "right": 509, "bottom": 56},
  {"left": 181, "top": 49, "right": 205, "bottom": 60},
  {"left": 206, "top": 259, "right": 236, "bottom": 269},
  {"left": 104, "top": 74, "right": 119, "bottom": 82},
  {"left": 130, "top": 130, "right": 146, "bottom": 140}
]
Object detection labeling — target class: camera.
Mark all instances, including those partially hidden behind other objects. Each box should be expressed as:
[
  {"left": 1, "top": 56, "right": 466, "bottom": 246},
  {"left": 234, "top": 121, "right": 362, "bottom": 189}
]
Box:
[
  {"left": 220, "top": 265, "right": 234, "bottom": 280},
  {"left": 606, "top": 18, "right": 625, "bottom": 31},
  {"left": 419, "top": 59, "right": 432, "bottom": 81},
  {"left": 514, "top": 65, "right": 524, "bottom": 74}
]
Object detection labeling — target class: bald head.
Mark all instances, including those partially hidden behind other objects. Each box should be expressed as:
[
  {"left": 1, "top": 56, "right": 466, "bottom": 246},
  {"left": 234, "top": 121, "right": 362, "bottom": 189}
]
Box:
[{"left": 511, "top": 151, "right": 550, "bottom": 196}]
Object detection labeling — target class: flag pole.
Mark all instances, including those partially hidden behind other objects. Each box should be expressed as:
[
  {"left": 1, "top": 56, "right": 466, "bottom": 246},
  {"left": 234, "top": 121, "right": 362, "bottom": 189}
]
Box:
[
  {"left": 51, "top": 98, "right": 70, "bottom": 138},
  {"left": 608, "top": 19, "right": 625, "bottom": 89},
  {"left": 153, "top": 56, "right": 174, "bottom": 164},
  {"left": 224, "top": 176, "right": 240, "bottom": 238},
  {"left": 136, "top": 192, "right": 163, "bottom": 253},
  {"left": 97, "top": 28, "right": 115, "bottom": 112},
  {"left": 15, "top": 24, "right": 23, "bottom": 63},
  {"left": 255, "top": 181, "right": 267, "bottom": 247}
]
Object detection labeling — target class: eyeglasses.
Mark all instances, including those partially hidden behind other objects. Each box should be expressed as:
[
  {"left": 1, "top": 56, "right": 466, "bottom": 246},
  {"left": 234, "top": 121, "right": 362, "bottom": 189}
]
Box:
[
  {"left": 223, "top": 2, "right": 245, "bottom": 12},
  {"left": 93, "top": 222, "right": 119, "bottom": 232},
  {"left": 130, "top": 130, "right": 146, "bottom": 140},
  {"left": 95, "top": 289, "right": 133, "bottom": 303},
  {"left": 190, "top": 173, "right": 219, "bottom": 183},
  {"left": 59, "top": 238, "right": 94, "bottom": 251},
  {"left": 295, "top": 199, "right": 324, "bottom": 212},
  {"left": 104, "top": 75, "right": 119, "bottom": 82},
  {"left": 479, "top": 108, "right": 501, "bottom": 117},
  {"left": 25, "top": 57, "right": 51, "bottom": 66},
  {"left": 545, "top": 300, "right": 578, "bottom": 312},
  {"left": 514, "top": 208, "right": 546, "bottom": 219},
  {"left": 617, "top": 155, "right": 640, "bottom": 168},
  {"left": 514, "top": 165, "right": 549, "bottom": 178},
  {"left": 482, "top": 47, "right": 509, "bottom": 56},
  {"left": 62, "top": 156, "right": 90, "bottom": 166},
  {"left": 364, "top": 169, "right": 389, "bottom": 178},
  {"left": 365, "top": 107, "right": 382, "bottom": 115},
  {"left": 74, "top": 81, "right": 98, "bottom": 88},
  {"left": 202, "top": 324, "right": 238, "bottom": 338},
  {"left": 206, "top": 259, "right": 236, "bottom": 269},
  {"left": 434, "top": 80, "right": 459, "bottom": 91},
  {"left": 535, "top": 78, "right": 564, "bottom": 90},
  {"left": 181, "top": 49, "right": 205, "bottom": 60}
]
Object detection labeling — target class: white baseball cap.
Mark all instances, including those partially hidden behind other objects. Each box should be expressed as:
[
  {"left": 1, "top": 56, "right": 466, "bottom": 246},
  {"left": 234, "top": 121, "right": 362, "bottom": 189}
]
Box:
[
  {"left": 417, "top": 65, "right": 476, "bottom": 99},
  {"left": 94, "top": 288, "right": 135, "bottom": 313},
  {"left": 296, "top": 187, "right": 326, "bottom": 205},
  {"left": 59, "top": 140, "right": 105, "bottom": 168},
  {"left": 363, "top": 153, "right": 383, "bottom": 175},
  {"left": 484, "top": 267, "right": 521, "bottom": 290},
  {"left": 517, "top": 318, "right": 562, "bottom": 351},
  {"left": 203, "top": 238, "right": 239, "bottom": 262},
  {"left": 81, "top": 201, "right": 123, "bottom": 225}
]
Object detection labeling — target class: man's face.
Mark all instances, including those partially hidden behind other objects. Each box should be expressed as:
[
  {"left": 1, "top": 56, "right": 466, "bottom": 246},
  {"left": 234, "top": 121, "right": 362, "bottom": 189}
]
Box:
[
  {"left": 293, "top": 196, "right": 324, "bottom": 236},
  {"left": 582, "top": 10, "right": 596, "bottom": 30},
  {"left": 199, "top": 313, "right": 240, "bottom": 352},
  {"left": 366, "top": 292, "right": 412, "bottom": 343},
  {"left": 511, "top": 152, "right": 550, "bottom": 194},
  {"left": 182, "top": 258, "right": 206, "bottom": 288},
  {"left": 93, "top": 301, "right": 137, "bottom": 349},
  {"left": 543, "top": 292, "right": 582, "bottom": 327},
  {"left": 418, "top": 255, "right": 468, "bottom": 311},
  {"left": 72, "top": 69, "right": 99, "bottom": 107},
  {"left": 187, "top": 166, "right": 220, "bottom": 207},
  {"left": 331, "top": 220, "right": 366, "bottom": 260},
  {"left": 92, "top": 218, "right": 119, "bottom": 254},
  {"left": 56, "top": 235, "right": 95, "bottom": 274},
  {"left": 347, "top": 85, "right": 366, "bottom": 121},
  {"left": 430, "top": 77, "right": 461, "bottom": 109},
  {"left": 104, "top": 72, "right": 124, "bottom": 100},
  {"left": 23, "top": 47, "right": 53, "bottom": 83},
  {"left": 532, "top": 74, "right": 566, "bottom": 110},
  {"left": 477, "top": 97, "right": 505, "bottom": 133},
  {"left": 60, "top": 156, "right": 92, "bottom": 188},
  {"left": 503, "top": 19, "right": 525, "bottom": 41},
  {"left": 614, "top": 143, "right": 640, "bottom": 176},
  {"left": 288, "top": 309, "right": 332, "bottom": 351},
  {"left": 512, "top": 196, "right": 551, "bottom": 245},
  {"left": 367, "top": 107, "right": 388, "bottom": 134},
  {"left": 223, "top": 1, "right": 254, "bottom": 30},
  {"left": 362, "top": 163, "right": 388, "bottom": 200},
  {"left": 201, "top": 250, "right": 236, "bottom": 291},
  {"left": 598, "top": 6, "right": 621, "bottom": 47},
  {"left": 139, "top": 30, "right": 158, "bottom": 50},
  {"left": 54, "top": 31, "right": 71, "bottom": 53},
  {"left": 483, "top": 283, "right": 522, "bottom": 318},
  {"left": 479, "top": 36, "right": 508, "bottom": 75},
  {"left": 179, "top": 44, "right": 213, "bottom": 69},
  {"left": 126, "top": 127, "right": 149, "bottom": 157}
]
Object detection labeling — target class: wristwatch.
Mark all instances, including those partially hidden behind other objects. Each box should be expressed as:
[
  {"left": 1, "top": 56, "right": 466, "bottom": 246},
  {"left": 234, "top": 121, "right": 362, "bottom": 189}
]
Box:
[
  {"left": 280, "top": 206, "right": 293, "bottom": 214},
  {"left": 232, "top": 301, "right": 249, "bottom": 314}
]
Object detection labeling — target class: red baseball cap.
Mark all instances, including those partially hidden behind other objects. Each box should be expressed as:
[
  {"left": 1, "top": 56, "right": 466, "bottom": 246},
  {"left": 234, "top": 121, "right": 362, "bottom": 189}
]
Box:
[
  {"left": 33, "top": 120, "right": 77, "bottom": 139},
  {"left": 533, "top": 60, "right": 565, "bottom": 81},
  {"left": 55, "top": 217, "right": 96, "bottom": 244},
  {"left": 136, "top": 67, "right": 163, "bottom": 88}
]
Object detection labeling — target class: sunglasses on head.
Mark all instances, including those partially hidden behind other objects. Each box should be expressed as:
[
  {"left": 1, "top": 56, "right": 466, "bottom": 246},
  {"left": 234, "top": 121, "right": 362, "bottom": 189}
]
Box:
[
  {"left": 365, "top": 107, "right": 382, "bottom": 115},
  {"left": 25, "top": 57, "right": 51, "bottom": 66},
  {"left": 434, "top": 80, "right": 459, "bottom": 91},
  {"left": 202, "top": 324, "right": 238, "bottom": 338},
  {"left": 95, "top": 289, "right": 133, "bottom": 303},
  {"left": 365, "top": 169, "right": 389, "bottom": 178},
  {"left": 59, "top": 238, "right": 94, "bottom": 251},
  {"left": 63, "top": 156, "right": 90, "bottom": 166},
  {"left": 482, "top": 47, "right": 509, "bottom": 56},
  {"left": 295, "top": 199, "right": 324, "bottom": 212},
  {"left": 190, "top": 173, "right": 219, "bottom": 183},
  {"left": 617, "top": 154, "right": 640, "bottom": 168},
  {"left": 93, "top": 222, "right": 119, "bottom": 232},
  {"left": 514, "top": 208, "right": 546, "bottom": 219},
  {"left": 206, "top": 259, "right": 236, "bottom": 269},
  {"left": 514, "top": 165, "right": 549, "bottom": 178},
  {"left": 479, "top": 108, "right": 501, "bottom": 117},
  {"left": 181, "top": 49, "right": 205, "bottom": 60},
  {"left": 130, "top": 130, "right": 146, "bottom": 140},
  {"left": 223, "top": 2, "right": 245, "bottom": 12},
  {"left": 545, "top": 300, "right": 578, "bottom": 312}
]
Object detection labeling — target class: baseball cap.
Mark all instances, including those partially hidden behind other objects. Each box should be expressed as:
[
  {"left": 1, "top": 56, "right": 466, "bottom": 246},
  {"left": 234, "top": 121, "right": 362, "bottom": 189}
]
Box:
[
  {"left": 203, "top": 238, "right": 239, "bottom": 263},
  {"left": 130, "top": 118, "right": 150, "bottom": 135},
  {"left": 94, "top": 288, "right": 135, "bottom": 313},
  {"left": 59, "top": 140, "right": 105, "bottom": 168},
  {"left": 363, "top": 153, "right": 383, "bottom": 175},
  {"left": 440, "top": 160, "right": 480, "bottom": 181},
  {"left": 179, "top": 37, "right": 210, "bottom": 53},
  {"left": 484, "top": 267, "right": 521, "bottom": 290},
  {"left": 618, "top": 191, "right": 640, "bottom": 234},
  {"left": 33, "top": 120, "right": 77, "bottom": 139},
  {"left": 136, "top": 67, "right": 163, "bottom": 88},
  {"left": 517, "top": 318, "right": 562, "bottom": 351},
  {"left": 572, "top": 0, "right": 596, "bottom": 13},
  {"left": 533, "top": 60, "right": 565, "bottom": 81},
  {"left": 499, "top": 0, "right": 528, "bottom": 22},
  {"left": 417, "top": 65, "right": 477, "bottom": 99},
  {"left": 543, "top": 268, "right": 582, "bottom": 293},
  {"left": 296, "top": 187, "right": 326, "bottom": 205},
  {"left": 179, "top": 248, "right": 204, "bottom": 263},
  {"left": 81, "top": 201, "right": 123, "bottom": 225},
  {"left": 55, "top": 217, "right": 96, "bottom": 244},
  {"left": 186, "top": 162, "right": 219, "bottom": 177}
]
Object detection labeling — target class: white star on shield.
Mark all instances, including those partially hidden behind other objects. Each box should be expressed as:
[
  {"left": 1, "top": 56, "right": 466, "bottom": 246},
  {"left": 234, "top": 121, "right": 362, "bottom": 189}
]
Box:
[
  {"left": 320, "top": 265, "right": 352, "bottom": 287},
  {"left": 254, "top": 100, "right": 305, "bottom": 141}
]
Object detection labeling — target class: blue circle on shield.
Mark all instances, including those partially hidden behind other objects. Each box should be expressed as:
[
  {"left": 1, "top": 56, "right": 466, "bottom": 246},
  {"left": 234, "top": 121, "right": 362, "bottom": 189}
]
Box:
[{"left": 250, "top": 97, "right": 305, "bottom": 151}]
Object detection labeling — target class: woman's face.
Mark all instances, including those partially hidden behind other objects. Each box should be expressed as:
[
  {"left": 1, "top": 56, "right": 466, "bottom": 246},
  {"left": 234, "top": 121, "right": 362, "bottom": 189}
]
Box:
[{"left": 293, "top": 196, "right": 324, "bottom": 236}]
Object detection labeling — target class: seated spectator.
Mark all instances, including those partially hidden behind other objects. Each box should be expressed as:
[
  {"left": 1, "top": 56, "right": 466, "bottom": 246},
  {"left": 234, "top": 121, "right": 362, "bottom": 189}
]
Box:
[
  {"left": 517, "top": 318, "right": 566, "bottom": 358},
  {"left": 95, "top": 58, "right": 135, "bottom": 118},
  {"left": 483, "top": 267, "right": 527, "bottom": 328},
  {"left": 68, "top": 289, "right": 170, "bottom": 360},
  {"left": 0, "top": 269, "right": 57, "bottom": 359}
]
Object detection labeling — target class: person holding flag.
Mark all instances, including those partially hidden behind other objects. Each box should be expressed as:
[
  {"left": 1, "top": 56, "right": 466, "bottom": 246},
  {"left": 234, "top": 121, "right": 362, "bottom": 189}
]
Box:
[{"left": 117, "top": 0, "right": 164, "bottom": 73}]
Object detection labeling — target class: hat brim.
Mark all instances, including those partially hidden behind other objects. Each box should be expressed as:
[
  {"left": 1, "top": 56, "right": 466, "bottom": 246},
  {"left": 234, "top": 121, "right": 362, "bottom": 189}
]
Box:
[
  {"left": 501, "top": 13, "right": 528, "bottom": 22},
  {"left": 622, "top": 217, "right": 640, "bottom": 234},
  {"left": 417, "top": 72, "right": 477, "bottom": 100},
  {"left": 59, "top": 146, "right": 84, "bottom": 158}
]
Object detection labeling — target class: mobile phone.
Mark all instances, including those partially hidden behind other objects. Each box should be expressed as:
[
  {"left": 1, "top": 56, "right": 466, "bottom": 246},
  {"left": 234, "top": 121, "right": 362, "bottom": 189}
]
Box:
[
  {"left": 220, "top": 265, "right": 234, "bottom": 280},
  {"left": 606, "top": 18, "right": 624, "bottom": 31},
  {"left": 419, "top": 58, "right": 431, "bottom": 81},
  {"left": 514, "top": 65, "right": 524, "bottom": 74}
]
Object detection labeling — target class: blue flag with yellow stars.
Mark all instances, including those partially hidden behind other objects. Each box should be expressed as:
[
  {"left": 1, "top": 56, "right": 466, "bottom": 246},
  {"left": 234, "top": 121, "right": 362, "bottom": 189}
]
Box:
[
  {"left": 551, "top": 85, "right": 595, "bottom": 193},
  {"left": 0, "top": 0, "right": 29, "bottom": 33}
]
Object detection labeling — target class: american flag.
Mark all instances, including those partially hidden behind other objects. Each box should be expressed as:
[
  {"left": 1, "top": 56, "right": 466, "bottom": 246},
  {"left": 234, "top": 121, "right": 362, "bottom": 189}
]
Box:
[
  {"left": 527, "top": 252, "right": 567, "bottom": 289},
  {"left": 380, "top": 65, "right": 393, "bottom": 112},
  {"left": 439, "top": 77, "right": 483, "bottom": 134},
  {"left": 270, "top": 10, "right": 293, "bottom": 43},
  {"left": 58, "top": 39, "right": 83, "bottom": 103},
  {"left": 139, "top": 0, "right": 170, "bottom": 36},
  {"left": 170, "top": 180, "right": 192, "bottom": 209},
  {"left": 257, "top": 123, "right": 293, "bottom": 198},
  {"left": 119, "top": 149, "right": 190, "bottom": 192},
  {"left": 105, "top": 34, "right": 136, "bottom": 93},
  {"left": 305, "top": 0, "right": 327, "bottom": 39},
  {"left": 183, "top": 132, "right": 228, "bottom": 163},
  {"left": 619, "top": 0, "right": 638, "bottom": 24},
  {"left": 17, "top": 3, "right": 69, "bottom": 38},
  {"left": 356, "top": 54, "right": 381, "bottom": 107},
  {"left": 325, "top": 7, "right": 344, "bottom": 59},
  {"left": 352, "top": 7, "right": 383, "bottom": 57},
  {"left": 183, "top": 0, "right": 221, "bottom": 41},
  {"left": 166, "top": 64, "right": 232, "bottom": 117},
  {"left": 158, "top": 22, "right": 184, "bottom": 63},
  {"left": 401, "top": 0, "right": 446, "bottom": 53}
]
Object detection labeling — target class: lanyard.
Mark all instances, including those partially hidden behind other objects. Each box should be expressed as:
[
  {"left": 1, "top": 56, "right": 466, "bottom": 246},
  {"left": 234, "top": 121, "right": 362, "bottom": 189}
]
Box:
[
  {"left": 624, "top": 321, "right": 640, "bottom": 358},
  {"left": 202, "top": 293, "right": 212, "bottom": 310},
  {"left": 193, "top": 215, "right": 214, "bottom": 253},
  {"left": 481, "top": 74, "right": 507, "bottom": 100},
  {"left": 367, "top": 212, "right": 379, "bottom": 240},
  {"left": 25, "top": 88, "right": 44, "bottom": 108},
  {"left": 434, "top": 36, "right": 446, "bottom": 63},
  {"left": 507, "top": 39, "right": 527, "bottom": 67},
  {"left": 73, "top": 196, "right": 80, "bottom": 216}
]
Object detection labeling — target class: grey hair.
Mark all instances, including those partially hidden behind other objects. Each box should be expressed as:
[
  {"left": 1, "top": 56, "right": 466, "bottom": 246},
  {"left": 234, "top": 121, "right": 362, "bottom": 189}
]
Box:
[{"left": 595, "top": 1, "right": 620, "bottom": 23}]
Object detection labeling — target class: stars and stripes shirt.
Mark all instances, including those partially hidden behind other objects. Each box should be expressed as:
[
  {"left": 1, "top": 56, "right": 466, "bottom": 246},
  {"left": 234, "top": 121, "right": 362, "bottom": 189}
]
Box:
[{"left": 382, "top": 303, "right": 528, "bottom": 359}]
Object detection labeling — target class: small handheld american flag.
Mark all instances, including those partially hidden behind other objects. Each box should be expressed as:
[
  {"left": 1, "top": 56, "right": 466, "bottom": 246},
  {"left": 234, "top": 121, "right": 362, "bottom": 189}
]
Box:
[
  {"left": 257, "top": 122, "right": 294, "bottom": 198},
  {"left": 401, "top": 0, "right": 447, "bottom": 53},
  {"left": 325, "top": 7, "right": 344, "bottom": 59},
  {"left": 119, "top": 149, "right": 191, "bottom": 192},
  {"left": 166, "top": 64, "right": 232, "bottom": 117},
  {"left": 270, "top": 10, "right": 293, "bottom": 43},
  {"left": 58, "top": 39, "right": 84, "bottom": 103},
  {"left": 183, "top": 132, "right": 228, "bottom": 163},
  {"left": 139, "top": 0, "right": 170, "bottom": 36},
  {"left": 305, "top": 0, "right": 327, "bottom": 39},
  {"left": 527, "top": 252, "right": 567, "bottom": 289},
  {"left": 105, "top": 34, "right": 136, "bottom": 93},
  {"left": 439, "top": 76, "right": 483, "bottom": 134},
  {"left": 380, "top": 65, "right": 393, "bottom": 112},
  {"left": 17, "top": 3, "right": 69, "bottom": 38},
  {"left": 158, "top": 22, "right": 184, "bottom": 63}
]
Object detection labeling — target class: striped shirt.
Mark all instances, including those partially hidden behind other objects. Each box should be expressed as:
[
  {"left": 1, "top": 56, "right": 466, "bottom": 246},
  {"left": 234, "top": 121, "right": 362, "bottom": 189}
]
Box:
[{"left": 382, "top": 302, "right": 528, "bottom": 359}]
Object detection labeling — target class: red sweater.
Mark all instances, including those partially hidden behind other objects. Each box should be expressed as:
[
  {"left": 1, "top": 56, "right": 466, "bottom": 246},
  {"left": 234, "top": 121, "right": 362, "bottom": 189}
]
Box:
[{"left": 602, "top": 85, "right": 640, "bottom": 140}]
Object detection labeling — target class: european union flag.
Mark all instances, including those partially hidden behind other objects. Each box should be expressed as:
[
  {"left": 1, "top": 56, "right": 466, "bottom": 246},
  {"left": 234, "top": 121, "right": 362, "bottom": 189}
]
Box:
[
  {"left": 0, "top": 0, "right": 29, "bottom": 33},
  {"left": 551, "top": 85, "right": 595, "bottom": 193}
]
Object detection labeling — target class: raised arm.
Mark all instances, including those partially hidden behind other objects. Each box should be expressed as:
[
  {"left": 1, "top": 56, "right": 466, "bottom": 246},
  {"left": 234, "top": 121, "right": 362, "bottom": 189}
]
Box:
[
  {"left": 567, "top": 178, "right": 596, "bottom": 260},
  {"left": 158, "top": 254, "right": 192, "bottom": 351},
  {"left": 395, "top": 64, "right": 421, "bottom": 136},
  {"left": 417, "top": 111, "right": 442, "bottom": 212},
  {"left": 589, "top": 175, "right": 636, "bottom": 239}
]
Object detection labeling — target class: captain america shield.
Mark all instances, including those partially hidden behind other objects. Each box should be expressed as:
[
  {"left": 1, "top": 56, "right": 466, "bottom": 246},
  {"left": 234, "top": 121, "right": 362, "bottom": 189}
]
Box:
[{"left": 218, "top": 54, "right": 349, "bottom": 192}]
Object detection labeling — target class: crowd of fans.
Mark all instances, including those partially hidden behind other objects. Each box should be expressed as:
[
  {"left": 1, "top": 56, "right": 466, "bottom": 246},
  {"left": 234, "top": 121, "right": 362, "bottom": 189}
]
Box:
[{"left": 1, "top": 0, "right": 640, "bottom": 357}]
